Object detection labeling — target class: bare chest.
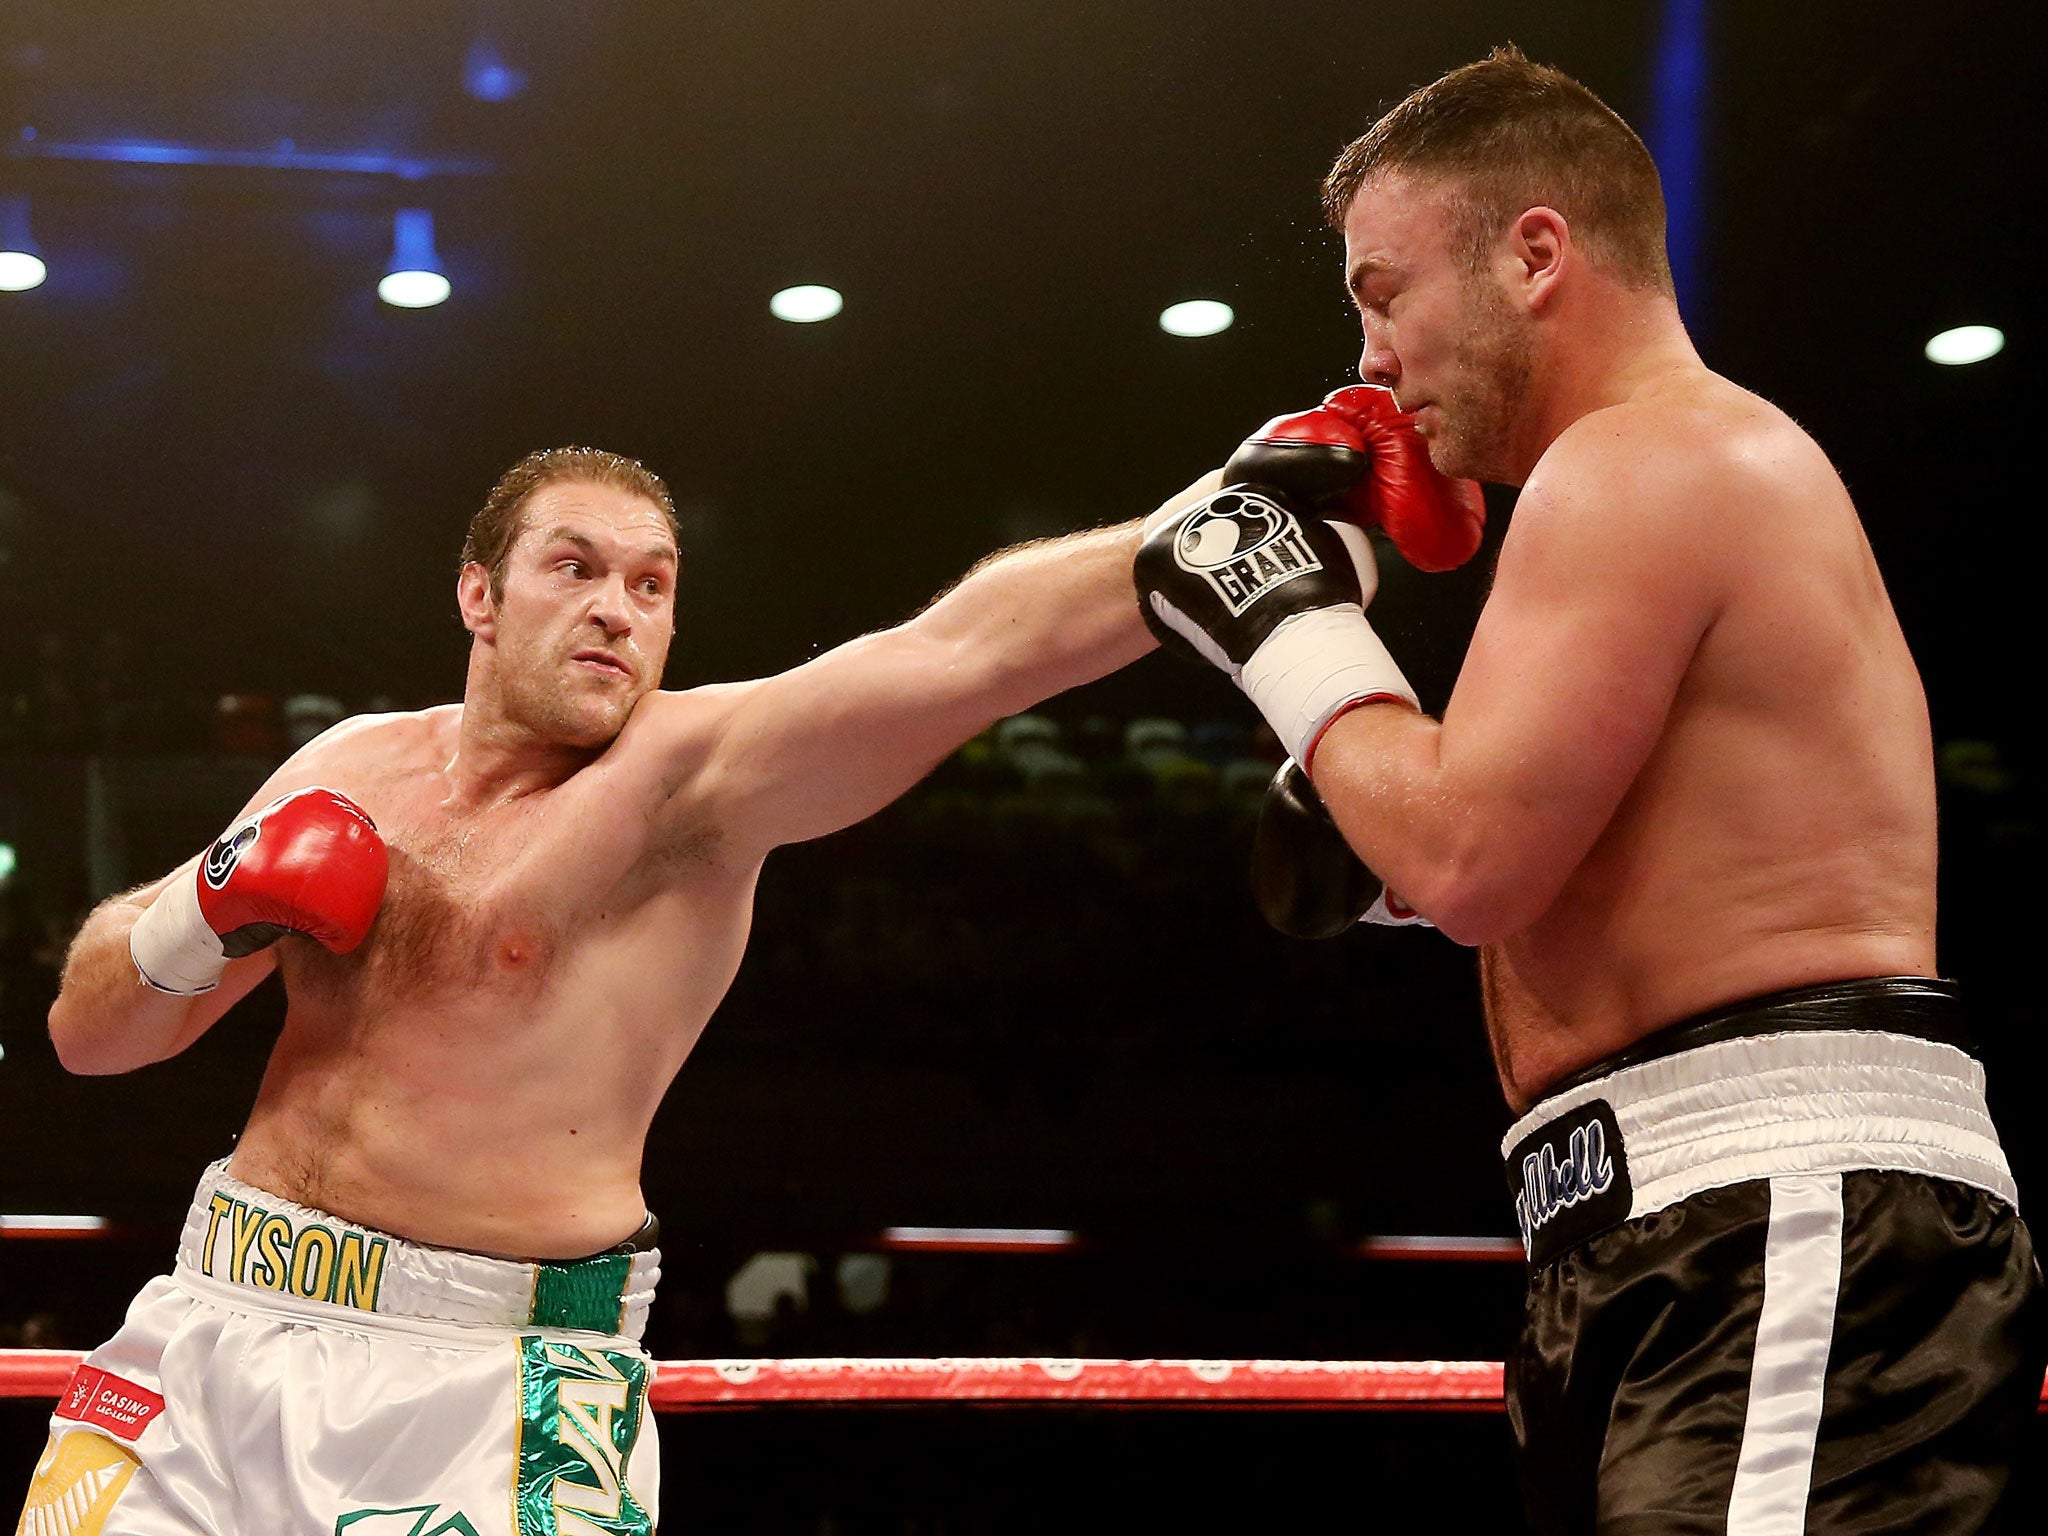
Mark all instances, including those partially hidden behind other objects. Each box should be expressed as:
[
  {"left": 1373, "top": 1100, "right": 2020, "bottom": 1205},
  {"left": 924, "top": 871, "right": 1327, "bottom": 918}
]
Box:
[{"left": 284, "top": 783, "right": 718, "bottom": 1006}]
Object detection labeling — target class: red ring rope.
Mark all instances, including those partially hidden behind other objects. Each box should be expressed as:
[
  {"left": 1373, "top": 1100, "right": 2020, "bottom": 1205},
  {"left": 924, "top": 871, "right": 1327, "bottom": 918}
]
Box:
[
  {"left": 2, "top": 1351, "right": 2044, "bottom": 1410},
  {"left": 646, "top": 1357, "right": 1506, "bottom": 1409},
  {"left": 1, "top": 1349, "right": 1496, "bottom": 1408}
]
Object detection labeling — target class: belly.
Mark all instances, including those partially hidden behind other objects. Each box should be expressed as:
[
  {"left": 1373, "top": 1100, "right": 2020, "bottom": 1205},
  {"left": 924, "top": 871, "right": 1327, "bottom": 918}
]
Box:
[
  {"left": 238, "top": 898, "right": 754, "bottom": 1256},
  {"left": 230, "top": 1089, "right": 654, "bottom": 1260},
  {"left": 1481, "top": 842, "right": 1934, "bottom": 1109}
]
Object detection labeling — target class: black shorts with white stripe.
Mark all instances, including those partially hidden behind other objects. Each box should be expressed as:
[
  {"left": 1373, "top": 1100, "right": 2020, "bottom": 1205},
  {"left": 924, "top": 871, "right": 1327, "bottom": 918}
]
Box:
[
  {"left": 1511, "top": 1170, "right": 2044, "bottom": 1534},
  {"left": 1501, "top": 978, "right": 2048, "bottom": 1534}
]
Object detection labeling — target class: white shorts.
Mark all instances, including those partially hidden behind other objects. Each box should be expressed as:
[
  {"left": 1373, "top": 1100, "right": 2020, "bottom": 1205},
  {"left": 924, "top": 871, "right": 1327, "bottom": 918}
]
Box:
[{"left": 18, "top": 1162, "right": 663, "bottom": 1536}]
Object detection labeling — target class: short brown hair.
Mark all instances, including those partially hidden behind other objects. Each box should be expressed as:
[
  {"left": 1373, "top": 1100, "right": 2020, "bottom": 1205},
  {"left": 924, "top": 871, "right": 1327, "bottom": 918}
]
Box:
[
  {"left": 1321, "top": 46, "right": 1673, "bottom": 293},
  {"left": 462, "top": 447, "right": 679, "bottom": 599}
]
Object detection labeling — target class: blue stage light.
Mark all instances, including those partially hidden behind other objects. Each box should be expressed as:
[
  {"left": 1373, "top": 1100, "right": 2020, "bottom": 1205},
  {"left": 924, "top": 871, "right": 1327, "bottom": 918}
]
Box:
[
  {"left": 379, "top": 208, "right": 450, "bottom": 308},
  {"left": 1648, "top": 0, "right": 1711, "bottom": 329},
  {"left": 0, "top": 195, "right": 47, "bottom": 292},
  {"left": 463, "top": 34, "right": 529, "bottom": 103}
]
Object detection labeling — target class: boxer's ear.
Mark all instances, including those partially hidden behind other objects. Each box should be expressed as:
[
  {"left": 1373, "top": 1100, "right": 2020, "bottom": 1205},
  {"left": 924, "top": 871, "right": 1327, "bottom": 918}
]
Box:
[
  {"left": 457, "top": 561, "right": 496, "bottom": 639},
  {"left": 1511, "top": 206, "right": 1570, "bottom": 313}
]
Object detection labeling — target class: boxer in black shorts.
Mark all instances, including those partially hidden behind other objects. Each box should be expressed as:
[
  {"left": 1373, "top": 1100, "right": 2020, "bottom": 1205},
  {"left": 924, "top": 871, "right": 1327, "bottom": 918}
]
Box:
[
  {"left": 1507, "top": 978, "right": 2040, "bottom": 1530},
  {"left": 1135, "top": 48, "right": 2045, "bottom": 1531}
]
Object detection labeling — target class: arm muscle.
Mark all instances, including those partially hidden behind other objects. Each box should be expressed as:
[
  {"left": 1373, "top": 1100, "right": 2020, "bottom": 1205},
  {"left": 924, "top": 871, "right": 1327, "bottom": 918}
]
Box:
[
  {"left": 1313, "top": 418, "right": 1725, "bottom": 941},
  {"left": 45, "top": 715, "right": 387, "bottom": 1072},
  {"left": 701, "top": 521, "right": 1155, "bottom": 853}
]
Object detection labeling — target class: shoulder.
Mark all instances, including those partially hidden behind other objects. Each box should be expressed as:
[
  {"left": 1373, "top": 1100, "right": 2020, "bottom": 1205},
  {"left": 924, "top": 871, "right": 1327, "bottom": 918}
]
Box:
[
  {"left": 600, "top": 682, "right": 774, "bottom": 801},
  {"left": 217, "top": 706, "right": 450, "bottom": 818},
  {"left": 279, "top": 705, "right": 445, "bottom": 776},
  {"left": 1490, "top": 380, "right": 1803, "bottom": 630},
  {"left": 616, "top": 681, "right": 758, "bottom": 746},
  {"left": 1524, "top": 377, "right": 1821, "bottom": 533}
]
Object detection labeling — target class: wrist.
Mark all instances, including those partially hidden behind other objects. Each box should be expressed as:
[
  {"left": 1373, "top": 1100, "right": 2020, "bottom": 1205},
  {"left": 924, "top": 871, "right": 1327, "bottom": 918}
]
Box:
[
  {"left": 129, "top": 865, "right": 225, "bottom": 996},
  {"left": 1236, "top": 606, "right": 1418, "bottom": 768}
]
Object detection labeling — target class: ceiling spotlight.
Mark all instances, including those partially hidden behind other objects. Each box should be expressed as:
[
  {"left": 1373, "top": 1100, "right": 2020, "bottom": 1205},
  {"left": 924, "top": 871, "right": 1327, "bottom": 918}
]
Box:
[
  {"left": 770, "top": 284, "right": 843, "bottom": 323},
  {"left": 1160, "top": 299, "right": 1233, "bottom": 338},
  {"left": 1924, "top": 325, "right": 2004, "bottom": 366},
  {"left": 378, "top": 208, "right": 450, "bottom": 308},
  {"left": 0, "top": 194, "right": 47, "bottom": 292}
]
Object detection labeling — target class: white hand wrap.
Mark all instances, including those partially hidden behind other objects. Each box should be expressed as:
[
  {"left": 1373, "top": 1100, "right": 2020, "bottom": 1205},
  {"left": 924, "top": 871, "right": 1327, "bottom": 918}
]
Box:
[
  {"left": 1362, "top": 886, "right": 1433, "bottom": 928},
  {"left": 1238, "top": 605, "right": 1418, "bottom": 770},
  {"left": 129, "top": 862, "right": 225, "bottom": 996}
]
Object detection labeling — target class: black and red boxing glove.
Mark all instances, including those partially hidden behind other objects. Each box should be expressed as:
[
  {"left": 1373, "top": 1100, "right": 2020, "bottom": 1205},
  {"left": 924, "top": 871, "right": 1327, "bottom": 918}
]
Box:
[
  {"left": 129, "top": 787, "right": 389, "bottom": 995},
  {"left": 1134, "top": 489, "right": 1419, "bottom": 769},
  {"left": 1224, "top": 384, "right": 1485, "bottom": 572}
]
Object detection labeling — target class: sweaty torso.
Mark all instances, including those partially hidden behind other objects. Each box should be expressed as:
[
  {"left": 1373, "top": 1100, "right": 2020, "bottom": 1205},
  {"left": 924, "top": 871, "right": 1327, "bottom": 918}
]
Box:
[
  {"left": 1481, "top": 378, "right": 1937, "bottom": 1108},
  {"left": 228, "top": 694, "right": 759, "bottom": 1257}
]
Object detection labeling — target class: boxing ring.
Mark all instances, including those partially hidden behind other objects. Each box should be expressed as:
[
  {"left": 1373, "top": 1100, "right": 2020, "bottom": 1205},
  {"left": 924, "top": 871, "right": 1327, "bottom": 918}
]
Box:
[{"left": 5, "top": 1351, "right": 2042, "bottom": 1411}]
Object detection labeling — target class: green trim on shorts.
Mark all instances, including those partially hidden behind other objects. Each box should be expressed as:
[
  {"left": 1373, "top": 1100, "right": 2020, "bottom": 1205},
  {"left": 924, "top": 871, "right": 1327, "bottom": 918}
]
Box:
[
  {"left": 513, "top": 1337, "right": 652, "bottom": 1536},
  {"left": 529, "top": 1253, "right": 631, "bottom": 1334}
]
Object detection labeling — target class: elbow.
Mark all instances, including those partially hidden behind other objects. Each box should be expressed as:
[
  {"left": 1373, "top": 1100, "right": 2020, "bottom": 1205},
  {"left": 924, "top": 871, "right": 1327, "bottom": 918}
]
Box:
[
  {"left": 898, "top": 621, "right": 1023, "bottom": 721},
  {"left": 1400, "top": 846, "right": 1559, "bottom": 949},
  {"left": 49, "top": 1030, "right": 104, "bottom": 1077},
  {"left": 48, "top": 1014, "right": 105, "bottom": 1075},
  {"left": 1423, "top": 889, "right": 1524, "bottom": 949},
  {"left": 957, "top": 635, "right": 1053, "bottom": 722},
  {"left": 48, "top": 1000, "right": 143, "bottom": 1076}
]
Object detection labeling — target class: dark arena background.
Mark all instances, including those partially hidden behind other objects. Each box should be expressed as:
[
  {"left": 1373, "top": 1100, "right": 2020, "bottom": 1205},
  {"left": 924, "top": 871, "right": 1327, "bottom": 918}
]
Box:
[{"left": 0, "top": 2, "right": 2042, "bottom": 1531}]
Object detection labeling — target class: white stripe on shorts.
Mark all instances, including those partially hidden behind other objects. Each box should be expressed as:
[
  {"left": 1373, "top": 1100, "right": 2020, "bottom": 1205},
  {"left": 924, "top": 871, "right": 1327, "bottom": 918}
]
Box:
[{"left": 1726, "top": 1173, "right": 1845, "bottom": 1534}]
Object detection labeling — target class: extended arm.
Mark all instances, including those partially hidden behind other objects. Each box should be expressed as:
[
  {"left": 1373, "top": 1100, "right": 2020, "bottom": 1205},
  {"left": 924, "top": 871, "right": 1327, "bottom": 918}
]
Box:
[{"left": 698, "top": 514, "right": 1162, "bottom": 854}]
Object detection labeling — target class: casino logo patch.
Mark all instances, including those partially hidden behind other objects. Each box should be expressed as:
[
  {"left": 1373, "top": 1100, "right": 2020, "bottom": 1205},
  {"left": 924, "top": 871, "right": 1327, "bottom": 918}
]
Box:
[
  {"left": 54, "top": 1365, "right": 164, "bottom": 1442},
  {"left": 1172, "top": 490, "right": 1324, "bottom": 616},
  {"left": 17, "top": 1429, "right": 141, "bottom": 1536},
  {"left": 203, "top": 819, "right": 261, "bottom": 890}
]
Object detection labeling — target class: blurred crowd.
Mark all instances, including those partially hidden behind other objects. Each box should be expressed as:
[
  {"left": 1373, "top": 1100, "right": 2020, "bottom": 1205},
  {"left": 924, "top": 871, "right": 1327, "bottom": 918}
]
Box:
[{"left": 1, "top": 623, "right": 376, "bottom": 757}]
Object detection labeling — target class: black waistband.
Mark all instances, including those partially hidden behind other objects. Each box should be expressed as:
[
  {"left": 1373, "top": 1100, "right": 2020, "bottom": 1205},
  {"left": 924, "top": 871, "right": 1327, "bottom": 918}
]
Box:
[
  {"left": 1507, "top": 977, "right": 1968, "bottom": 1267},
  {"left": 521, "top": 1213, "right": 660, "bottom": 1264},
  {"left": 1536, "top": 976, "right": 1968, "bottom": 1105},
  {"left": 593, "top": 1213, "right": 661, "bottom": 1258}
]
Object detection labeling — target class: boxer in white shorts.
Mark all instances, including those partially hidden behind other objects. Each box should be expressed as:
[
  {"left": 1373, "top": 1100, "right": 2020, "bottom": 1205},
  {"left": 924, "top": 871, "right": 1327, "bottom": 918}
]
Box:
[
  {"left": 27, "top": 1163, "right": 660, "bottom": 1536},
  {"left": 24, "top": 446, "right": 1164, "bottom": 1534}
]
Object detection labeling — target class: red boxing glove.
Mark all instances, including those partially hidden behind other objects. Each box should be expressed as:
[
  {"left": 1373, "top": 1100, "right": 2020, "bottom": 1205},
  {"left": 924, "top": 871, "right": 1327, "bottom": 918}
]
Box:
[
  {"left": 1224, "top": 385, "right": 1486, "bottom": 573},
  {"left": 131, "top": 787, "right": 389, "bottom": 994},
  {"left": 1319, "top": 385, "right": 1485, "bottom": 572}
]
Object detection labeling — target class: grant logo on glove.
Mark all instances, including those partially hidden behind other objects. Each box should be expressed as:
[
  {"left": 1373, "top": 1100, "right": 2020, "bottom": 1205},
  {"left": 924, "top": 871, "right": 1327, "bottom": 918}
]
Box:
[
  {"left": 130, "top": 785, "right": 389, "bottom": 996},
  {"left": 1171, "top": 490, "right": 1325, "bottom": 616},
  {"left": 203, "top": 822, "right": 262, "bottom": 890}
]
